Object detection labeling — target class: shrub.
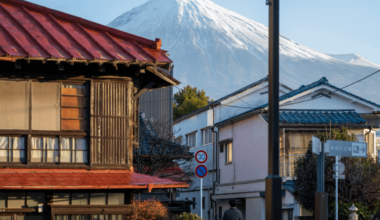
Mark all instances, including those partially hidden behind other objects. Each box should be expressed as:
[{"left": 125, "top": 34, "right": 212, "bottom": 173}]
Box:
[
  {"left": 331, "top": 202, "right": 374, "bottom": 220},
  {"left": 125, "top": 200, "right": 168, "bottom": 220},
  {"left": 176, "top": 212, "right": 202, "bottom": 220}
]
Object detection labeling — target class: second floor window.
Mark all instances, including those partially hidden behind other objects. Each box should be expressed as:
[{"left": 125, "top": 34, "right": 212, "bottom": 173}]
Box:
[
  {"left": 0, "top": 80, "right": 87, "bottom": 132},
  {"left": 31, "top": 137, "right": 59, "bottom": 163},
  {"left": 0, "top": 136, "right": 25, "bottom": 163},
  {"left": 0, "top": 80, "right": 89, "bottom": 165},
  {"left": 201, "top": 128, "right": 212, "bottom": 146},
  {"left": 186, "top": 132, "right": 196, "bottom": 149},
  {"left": 31, "top": 137, "right": 88, "bottom": 164},
  {"left": 225, "top": 143, "right": 232, "bottom": 164},
  {"left": 61, "top": 138, "right": 88, "bottom": 163}
]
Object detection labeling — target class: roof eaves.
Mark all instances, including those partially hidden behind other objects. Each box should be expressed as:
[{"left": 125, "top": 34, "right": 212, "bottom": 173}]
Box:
[
  {"left": 174, "top": 76, "right": 273, "bottom": 124},
  {"left": 174, "top": 102, "right": 219, "bottom": 124},
  {"left": 214, "top": 108, "right": 263, "bottom": 128},
  {"left": 215, "top": 76, "right": 269, "bottom": 103}
]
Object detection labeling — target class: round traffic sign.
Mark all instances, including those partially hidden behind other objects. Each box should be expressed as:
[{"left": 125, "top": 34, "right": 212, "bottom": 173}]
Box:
[
  {"left": 195, "top": 150, "right": 208, "bottom": 163},
  {"left": 195, "top": 165, "right": 208, "bottom": 178},
  {"left": 333, "top": 162, "right": 345, "bottom": 174}
]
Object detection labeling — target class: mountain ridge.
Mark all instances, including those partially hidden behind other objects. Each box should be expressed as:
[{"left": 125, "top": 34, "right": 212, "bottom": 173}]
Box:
[{"left": 108, "top": 0, "right": 380, "bottom": 103}]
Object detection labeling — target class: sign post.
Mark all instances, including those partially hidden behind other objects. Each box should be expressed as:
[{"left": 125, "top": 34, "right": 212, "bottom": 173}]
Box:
[
  {"left": 325, "top": 140, "right": 367, "bottom": 220},
  {"left": 195, "top": 150, "right": 208, "bottom": 219},
  {"left": 313, "top": 136, "right": 328, "bottom": 220}
]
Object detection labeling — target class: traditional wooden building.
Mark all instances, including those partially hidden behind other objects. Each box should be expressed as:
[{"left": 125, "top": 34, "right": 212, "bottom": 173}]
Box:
[{"left": 0, "top": 0, "right": 188, "bottom": 219}]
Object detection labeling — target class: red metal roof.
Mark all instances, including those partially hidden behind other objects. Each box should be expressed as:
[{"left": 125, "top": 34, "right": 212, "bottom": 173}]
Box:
[
  {"left": 0, "top": 0, "right": 172, "bottom": 64},
  {"left": 0, "top": 169, "right": 189, "bottom": 190}
]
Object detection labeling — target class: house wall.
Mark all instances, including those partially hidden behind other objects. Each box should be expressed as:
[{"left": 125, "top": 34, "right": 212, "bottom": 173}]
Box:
[
  {"left": 175, "top": 109, "right": 215, "bottom": 220},
  {"left": 246, "top": 197, "right": 263, "bottom": 220},
  {"left": 215, "top": 84, "right": 290, "bottom": 123},
  {"left": 279, "top": 87, "right": 377, "bottom": 113},
  {"left": 174, "top": 84, "right": 289, "bottom": 220},
  {"left": 214, "top": 114, "right": 268, "bottom": 220},
  {"left": 218, "top": 114, "right": 268, "bottom": 185}
]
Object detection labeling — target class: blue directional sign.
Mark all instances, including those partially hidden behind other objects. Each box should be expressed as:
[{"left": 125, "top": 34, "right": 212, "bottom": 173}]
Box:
[
  {"left": 195, "top": 165, "right": 208, "bottom": 178},
  {"left": 326, "top": 140, "right": 367, "bottom": 157}
]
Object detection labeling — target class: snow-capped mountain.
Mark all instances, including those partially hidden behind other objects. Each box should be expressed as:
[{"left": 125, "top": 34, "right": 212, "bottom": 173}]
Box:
[
  {"left": 109, "top": 0, "right": 380, "bottom": 103},
  {"left": 328, "top": 54, "right": 380, "bottom": 69}
]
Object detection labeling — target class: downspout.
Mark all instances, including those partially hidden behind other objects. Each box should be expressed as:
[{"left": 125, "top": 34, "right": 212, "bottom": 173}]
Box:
[
  {"left": 365, "top": 126, "right": 373, "bottom": 155},
  {"left": 210, "top": 106, "right": 218, "bottom": 220}
]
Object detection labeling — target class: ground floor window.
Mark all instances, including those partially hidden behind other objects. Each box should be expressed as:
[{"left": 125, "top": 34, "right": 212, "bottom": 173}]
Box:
[
  {"left": 54, "top": 215, "right": 122, "bottom": 220},
  {"left": 0, "top": 214, "right": 44, "bottom": 220},
  {"left": 52, "top": 192, "right": 124, "bottom": 205}
]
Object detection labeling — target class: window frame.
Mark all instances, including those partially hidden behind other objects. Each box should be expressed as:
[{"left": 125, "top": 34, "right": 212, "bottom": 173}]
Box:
[
  {"left": 60, "top": 136, "right": 88, "bottom": 164},
  {"left": 0, "top": 79, "right": 90, "bottom": 166},
  {"left": 52, "top": 192, "right": 125, "bottom": 206},
  {"left": 30, "top": 136, "right": 88, "bottom": 165},
  {"left": 225, "top": 142, "right": 233, "bottom": 164},
  {"left": 0, "top": 135, "right": 26, "bottom": 164},
  {"left": 186, "top": 131, "right": 197, "bottom": 149},
  {"left": 280, "top": 130, "right": 316, "bottom": 177},
  {"left": 201, "top": 127, "right": 213, "bottom": 146}
]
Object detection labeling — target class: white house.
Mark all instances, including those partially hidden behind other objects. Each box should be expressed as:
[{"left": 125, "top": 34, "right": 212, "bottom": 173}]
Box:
[
  {"left": 174, "top": 76, "right": 292, "bottom": 220},
  {"left": 212, "top": 77, "right": 380, "bottom": 220}
]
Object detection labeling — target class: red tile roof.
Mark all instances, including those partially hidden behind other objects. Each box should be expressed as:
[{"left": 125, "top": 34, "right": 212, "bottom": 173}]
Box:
[
  {"left": 0, "top": 169, "right": 189, "bottom": 190},
  {"left": 0, "top": 0, "right": 172, "bottom": 64}
]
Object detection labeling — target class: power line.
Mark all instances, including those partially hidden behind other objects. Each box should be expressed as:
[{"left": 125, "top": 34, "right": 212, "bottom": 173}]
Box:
[
  {"left": 221, "top": 69, "right": 380, "bottom": 109},
  {"left": 281, "top": 69, "right": 380, "bottom": 107}
]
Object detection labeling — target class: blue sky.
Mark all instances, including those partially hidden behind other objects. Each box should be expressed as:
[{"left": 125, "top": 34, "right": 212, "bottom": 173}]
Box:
[{"left": 26, "top": 0, "right": 380, "bottom": 65}]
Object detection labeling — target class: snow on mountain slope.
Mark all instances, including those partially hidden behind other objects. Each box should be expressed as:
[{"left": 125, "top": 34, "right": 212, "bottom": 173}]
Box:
[
  {"left": 328, "top": 54, "right": 380, "bottom": 69},
  {"left": 108, "top": 0, "right": 380, "bottom": 104}
]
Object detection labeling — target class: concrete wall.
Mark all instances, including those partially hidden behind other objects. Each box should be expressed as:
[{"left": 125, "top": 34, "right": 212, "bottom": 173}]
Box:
[{"left": 246, "top": 197, "right": 263, "bottom": 220}]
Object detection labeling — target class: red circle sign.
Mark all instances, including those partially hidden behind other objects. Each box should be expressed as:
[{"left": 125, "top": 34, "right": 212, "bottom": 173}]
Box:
[
  {"left": 195, "top": 150, "right": 208, "bottom": 163},
  {"left": 195, "top": 165, "right": 208, "bottom": 178}
]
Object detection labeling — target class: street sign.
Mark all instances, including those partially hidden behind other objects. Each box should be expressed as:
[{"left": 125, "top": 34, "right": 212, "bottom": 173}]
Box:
[
  {"left": 312, "top": 136, "right": 321, "bottom": 155},
  {"left": 333, "top": 162, "right": 345, "bottom": 174},
  {"left": 333, "top": 174, "right": 345, "bottom": 179},
  {"left": 195, "top": 150, "right": 208, "bottom": 163},
  {"left": 195, "top": 165, "right": 208, "bottom": 178},
  {"left": 326, "top": 140, "right": 367, "bottom": 157}
]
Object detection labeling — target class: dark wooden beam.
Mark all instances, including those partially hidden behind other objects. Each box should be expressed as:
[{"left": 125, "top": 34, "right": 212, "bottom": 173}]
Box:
[
  {"left": 133, "top": 81, "right": 155, "bottom": 100},
  {"left": 0, "top": 208, "right": 36, "bottom": 213}
]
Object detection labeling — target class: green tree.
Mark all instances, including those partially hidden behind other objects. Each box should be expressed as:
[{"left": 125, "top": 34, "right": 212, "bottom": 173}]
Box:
[
  {"left": 293, "top": 127, "right": 380, "bottom": 219},
  {"left": 173, "top": 85, "right": 212, "bottom": 120}
]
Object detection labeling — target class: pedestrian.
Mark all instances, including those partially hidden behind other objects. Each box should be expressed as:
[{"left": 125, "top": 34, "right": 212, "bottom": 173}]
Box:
[{"left": 222, "top": 199, "right": 242, "bottom": 220}]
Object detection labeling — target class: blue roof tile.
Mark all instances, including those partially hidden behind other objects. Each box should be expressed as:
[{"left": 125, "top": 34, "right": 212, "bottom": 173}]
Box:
[{"left": 262, "top": 109, "right": 366, "bottom": 124}]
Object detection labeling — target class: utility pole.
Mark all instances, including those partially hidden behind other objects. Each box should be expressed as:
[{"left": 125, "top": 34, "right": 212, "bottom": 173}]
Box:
[{"left": 265, "top": 0, "right": 282, "bottom": 220}]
